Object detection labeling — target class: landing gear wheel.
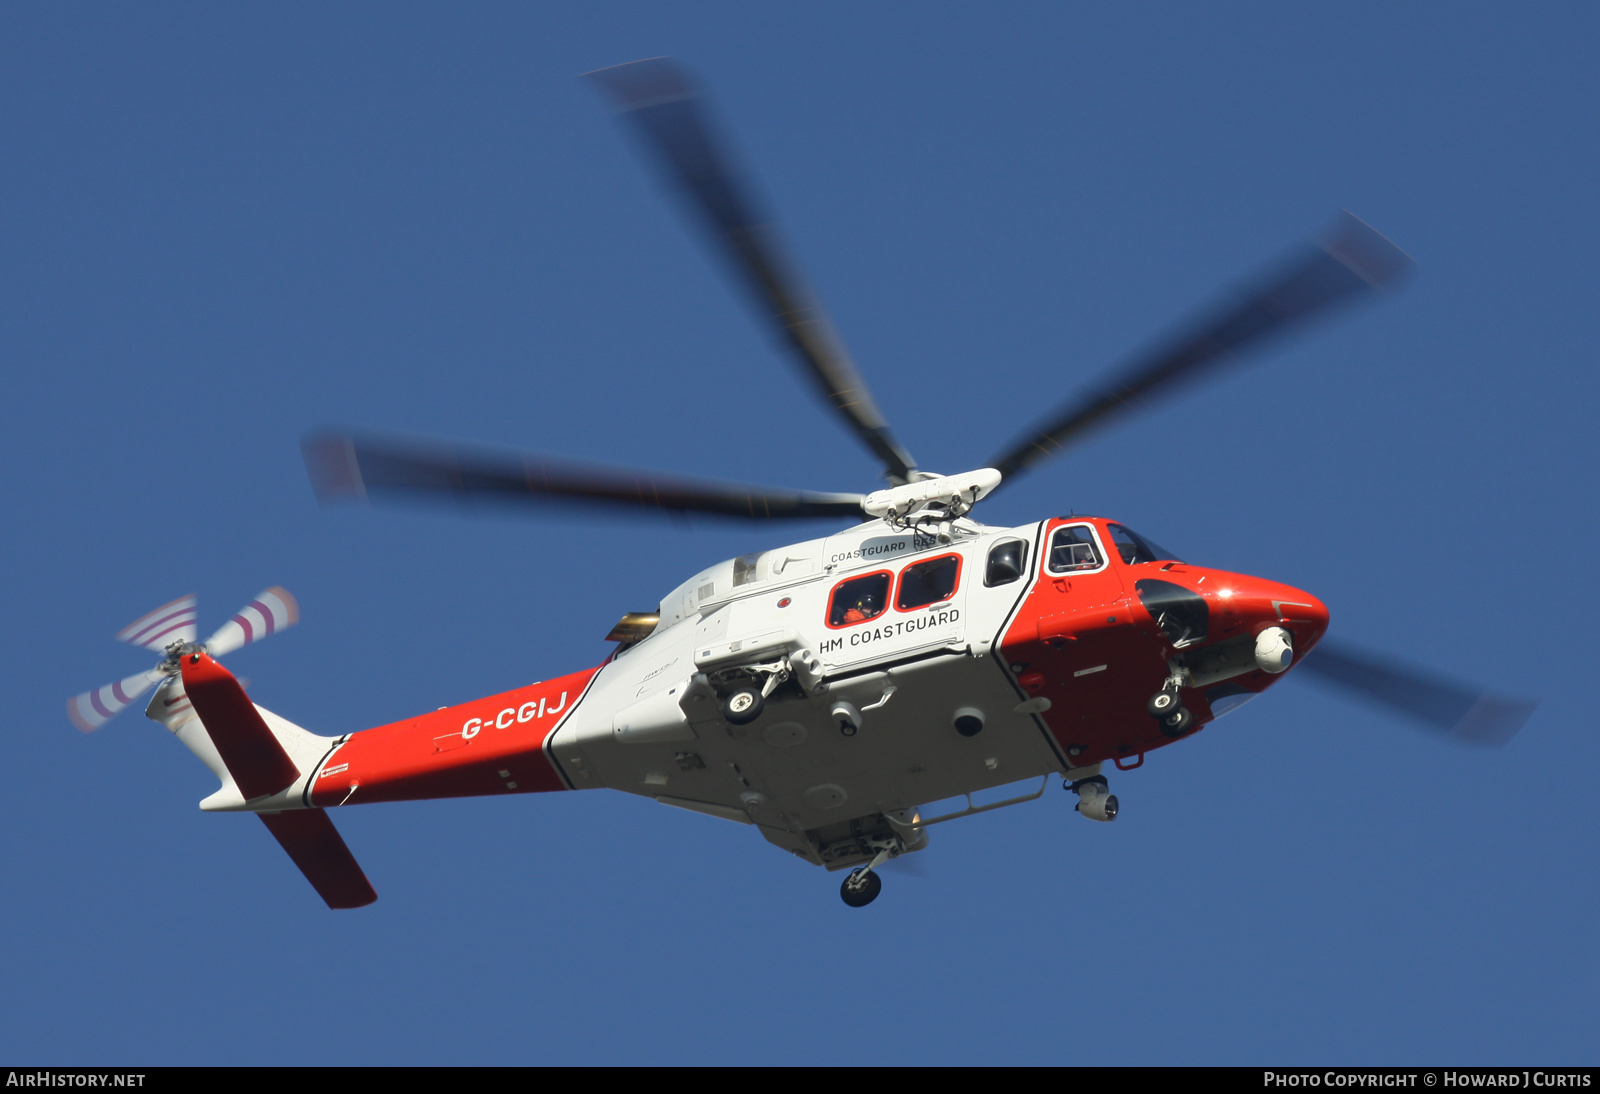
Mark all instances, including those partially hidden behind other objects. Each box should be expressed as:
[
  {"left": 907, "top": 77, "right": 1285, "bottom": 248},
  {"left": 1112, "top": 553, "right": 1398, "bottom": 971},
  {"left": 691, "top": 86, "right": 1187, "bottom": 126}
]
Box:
[
  {"left": 840, "top": 868, "right": 882, "bottom": 908},
  {"left": 1159, "top": 705, "right": 1194, "bottom": 738},
  {"left": 1147, "top": 689, "right": 1181, "bottom": 718},
  {"left": 723, "top": 686, "right": 765, "bottom": 726}
]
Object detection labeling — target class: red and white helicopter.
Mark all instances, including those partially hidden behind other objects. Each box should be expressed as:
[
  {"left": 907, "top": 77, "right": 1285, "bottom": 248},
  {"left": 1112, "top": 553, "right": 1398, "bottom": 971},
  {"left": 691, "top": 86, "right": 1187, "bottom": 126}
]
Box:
[{"left": 73, "top": 59, "right": 1535, "bottom": 909}]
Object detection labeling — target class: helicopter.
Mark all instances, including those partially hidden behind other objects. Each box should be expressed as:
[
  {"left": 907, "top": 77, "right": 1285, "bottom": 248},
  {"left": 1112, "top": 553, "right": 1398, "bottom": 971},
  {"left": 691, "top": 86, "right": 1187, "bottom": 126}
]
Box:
[{"left": 71, "top": 58, "right": 1535, "bottom": 909}]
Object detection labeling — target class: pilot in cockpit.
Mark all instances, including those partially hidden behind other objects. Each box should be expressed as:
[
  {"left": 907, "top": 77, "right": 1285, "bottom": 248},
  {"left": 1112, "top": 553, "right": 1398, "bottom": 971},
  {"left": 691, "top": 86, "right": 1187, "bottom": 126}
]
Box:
[{"left": 1050, "top": 527, "right": 1103, "bottom": 572}]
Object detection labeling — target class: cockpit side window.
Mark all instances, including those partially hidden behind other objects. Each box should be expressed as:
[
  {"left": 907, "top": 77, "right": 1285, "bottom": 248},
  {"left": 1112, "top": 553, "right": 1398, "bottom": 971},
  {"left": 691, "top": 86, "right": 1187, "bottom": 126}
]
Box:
[
  {"left": 1047, "top": 525, "right": 1105, "bottom": 573},
  {"left": 985, "top": 539, "right": 1028, "bottom": 587},
  {"left": 827, "top": 571, "right": 891, "bottom": 628},
  {"left": 896, "top": 554, "right": 961, "bottom": 610},
  {"left": 1107, "top": 523, "right": 1182, "bottom": 565}
]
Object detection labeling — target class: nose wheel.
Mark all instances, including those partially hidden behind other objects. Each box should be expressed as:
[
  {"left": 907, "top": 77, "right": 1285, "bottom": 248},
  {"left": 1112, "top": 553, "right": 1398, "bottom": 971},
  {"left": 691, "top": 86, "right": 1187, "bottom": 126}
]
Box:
[
  {"left": 1147, "top": 687, "right": 1180, "bottom": 717},
  {"left": 1158, "top": 705, "right": 1194, "bottom": 737},
  {"left": 1148, "top": 685, "right": 1194, "bottom": 737}
]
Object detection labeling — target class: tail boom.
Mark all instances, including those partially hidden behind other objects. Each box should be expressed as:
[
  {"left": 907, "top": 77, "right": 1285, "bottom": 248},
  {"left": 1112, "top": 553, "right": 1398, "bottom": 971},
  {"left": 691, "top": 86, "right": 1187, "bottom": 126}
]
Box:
[{"left": 307, "top": 666, "right": 601, "bottom": 807}]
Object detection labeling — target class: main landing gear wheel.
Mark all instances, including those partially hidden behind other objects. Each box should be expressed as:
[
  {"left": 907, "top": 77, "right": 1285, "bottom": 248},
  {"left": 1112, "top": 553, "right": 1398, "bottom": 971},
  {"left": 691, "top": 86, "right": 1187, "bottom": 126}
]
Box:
[
  {"left": 723, "top": 686, "right": 765, "bottom": 725},
  {"left": 840, "top": 868, "right": 882, "bottom": 907},
  {"left": 1147, "top": 689, "right": 1181, "bottom": 718},
  {"left": 1159, "top": 706, "right": 1194, "bottom": 738}
]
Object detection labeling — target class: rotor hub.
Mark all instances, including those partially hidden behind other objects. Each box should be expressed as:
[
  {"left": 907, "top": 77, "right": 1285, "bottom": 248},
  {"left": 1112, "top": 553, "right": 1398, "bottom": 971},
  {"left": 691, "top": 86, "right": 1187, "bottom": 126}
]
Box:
[{"left": 861, "top": 468, "right": 1002, "bottom": 527}]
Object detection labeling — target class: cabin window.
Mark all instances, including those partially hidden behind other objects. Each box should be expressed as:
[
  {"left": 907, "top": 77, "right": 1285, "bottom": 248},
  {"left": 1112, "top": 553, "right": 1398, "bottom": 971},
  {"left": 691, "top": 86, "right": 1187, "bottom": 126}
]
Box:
[
  {"left": 828, "top": 571, "right": 892, "bottom": 627},
  {"left": 1047, "top": 524, "right": 1105, "bottom": 573},
  {"left": 897, "top": 554, "right": 962, "bottom": 610},
  {"left": 985, "top": 539, "right": 1028, "bottom": 586},
  {"left": 1107, "top": 523, "right": 1182, "bottom": 565}
]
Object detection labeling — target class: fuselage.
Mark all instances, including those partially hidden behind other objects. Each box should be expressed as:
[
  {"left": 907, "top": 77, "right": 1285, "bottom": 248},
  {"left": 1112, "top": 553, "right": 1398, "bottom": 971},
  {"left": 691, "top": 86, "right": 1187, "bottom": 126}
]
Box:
[{"left": 304, "top": 513, "right": 1327, "bottom": 871}]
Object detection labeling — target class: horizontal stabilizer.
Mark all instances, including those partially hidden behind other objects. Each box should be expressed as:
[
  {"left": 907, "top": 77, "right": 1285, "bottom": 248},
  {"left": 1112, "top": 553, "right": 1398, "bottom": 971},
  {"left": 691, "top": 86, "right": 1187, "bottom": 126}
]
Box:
[
  {"left": 179, "top": 652, "right": 299, "bottom": 800},
  {"left": 259, "top": 810, "right": 377, "bottom": 909}
]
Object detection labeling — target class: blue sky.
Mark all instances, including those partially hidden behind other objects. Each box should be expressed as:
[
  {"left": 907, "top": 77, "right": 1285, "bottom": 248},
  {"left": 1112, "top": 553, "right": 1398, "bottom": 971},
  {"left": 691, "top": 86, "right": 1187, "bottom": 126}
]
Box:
[{"left": 3, "top": 3, "right": 1597, "bottom": 1064}]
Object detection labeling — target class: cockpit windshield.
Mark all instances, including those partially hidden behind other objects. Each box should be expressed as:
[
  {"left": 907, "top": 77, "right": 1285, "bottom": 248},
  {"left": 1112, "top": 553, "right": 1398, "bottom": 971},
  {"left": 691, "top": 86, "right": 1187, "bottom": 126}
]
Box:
[{"left": 1107, "top": 523, "right": 1182, "bottom": 565}]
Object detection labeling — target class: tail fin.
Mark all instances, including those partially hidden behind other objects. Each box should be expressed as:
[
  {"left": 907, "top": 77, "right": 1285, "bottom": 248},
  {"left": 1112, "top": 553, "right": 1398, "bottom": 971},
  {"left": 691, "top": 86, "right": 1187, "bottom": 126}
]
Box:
[
  {"left": 177, "top": 652, "right": 376, "bottom": 909},
  {"left": 179, "top": 651, "right": 299, "bottom": 800}
]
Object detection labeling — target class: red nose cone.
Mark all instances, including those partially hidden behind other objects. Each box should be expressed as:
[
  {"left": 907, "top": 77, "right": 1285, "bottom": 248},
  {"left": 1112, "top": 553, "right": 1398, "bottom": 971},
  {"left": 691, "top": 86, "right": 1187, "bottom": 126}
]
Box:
[
  {"left": 1276, "top": 589, "right": 1329, "bottom": 655},
  {"left": 1218, "top": 579, "right": 1328, "bottom": 652},
  {"left": 1296, "top": 592, "right": 1330, "bottom": 640}
]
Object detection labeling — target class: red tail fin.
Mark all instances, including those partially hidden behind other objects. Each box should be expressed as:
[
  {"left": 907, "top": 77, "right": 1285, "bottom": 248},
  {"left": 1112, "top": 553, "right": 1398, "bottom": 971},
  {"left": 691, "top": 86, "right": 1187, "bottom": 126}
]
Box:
[
  {"left": 258, "top": 811, "right": 377, "bottom": 909},
  {"left": 179, "top": 652, "right": 298, "bottom": 800}
]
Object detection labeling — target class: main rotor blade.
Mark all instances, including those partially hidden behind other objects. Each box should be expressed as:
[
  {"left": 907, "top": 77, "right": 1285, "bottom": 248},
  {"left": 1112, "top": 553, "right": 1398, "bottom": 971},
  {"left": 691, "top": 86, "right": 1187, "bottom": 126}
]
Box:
[
  {"left": 991, "top": 212, "right": 1413, "bottom": 483},
  {"left": 586, "top": 58, "right": 919, "bottom": 485},
  {"left": 304, "top": 432, "right": 867, "bottom": 522},
  {"left": 1298, "top": 640, "right": 1537, "bottom": 747}
]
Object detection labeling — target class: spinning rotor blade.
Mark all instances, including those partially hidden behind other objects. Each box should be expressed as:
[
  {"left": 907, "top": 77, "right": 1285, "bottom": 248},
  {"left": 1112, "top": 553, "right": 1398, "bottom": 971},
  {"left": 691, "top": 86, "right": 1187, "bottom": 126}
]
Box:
[
  {"left": 991, "top": 213, "right": 1413, "bottom": 483},
  {"left": 114, "top": 594, "right": 197, "bottom": 652},
  {"left": 586, "top": 58, "right": 920, "bottom": 485},
  {"left": 304, "top": 432, "right": 867, "bottom": 522},
  {"left": 1300, "top": 640, "right": 1537, "bottom": 747},
  {"left": 67, "top": 668, "right": 163, "bottom": 733},
  {"left": 205, "top": 586, "right": 300, "bottom": 658}
]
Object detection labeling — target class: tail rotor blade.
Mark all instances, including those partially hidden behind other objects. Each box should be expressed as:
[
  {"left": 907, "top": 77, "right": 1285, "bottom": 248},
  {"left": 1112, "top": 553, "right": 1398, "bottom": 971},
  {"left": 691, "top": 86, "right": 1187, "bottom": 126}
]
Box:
[
  {"left": 205, "top": 587, "right": 300, "bottom": 658},
  {"left": 1298, "top": 640, "right": 1538, "bottom": 747},
  {"left": 67, "top": 669, "right": 163, "bottom": 733},
  {"left": 114, "top": 594, "right": 197, "bottom": 652}
]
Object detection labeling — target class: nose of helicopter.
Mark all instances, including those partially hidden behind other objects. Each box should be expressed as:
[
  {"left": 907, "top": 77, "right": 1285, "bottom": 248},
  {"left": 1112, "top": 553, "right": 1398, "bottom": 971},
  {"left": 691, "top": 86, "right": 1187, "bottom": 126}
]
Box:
[{"left": 1209, "top": 576, "right": 1329, "bottom": 663}]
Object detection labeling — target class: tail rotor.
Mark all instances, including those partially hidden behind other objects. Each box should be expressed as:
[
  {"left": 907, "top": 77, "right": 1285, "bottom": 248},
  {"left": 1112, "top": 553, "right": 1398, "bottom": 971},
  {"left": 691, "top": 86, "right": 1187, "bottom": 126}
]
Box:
[{"left": 67, "top": 588, "right": 300, "bottom": 732}]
